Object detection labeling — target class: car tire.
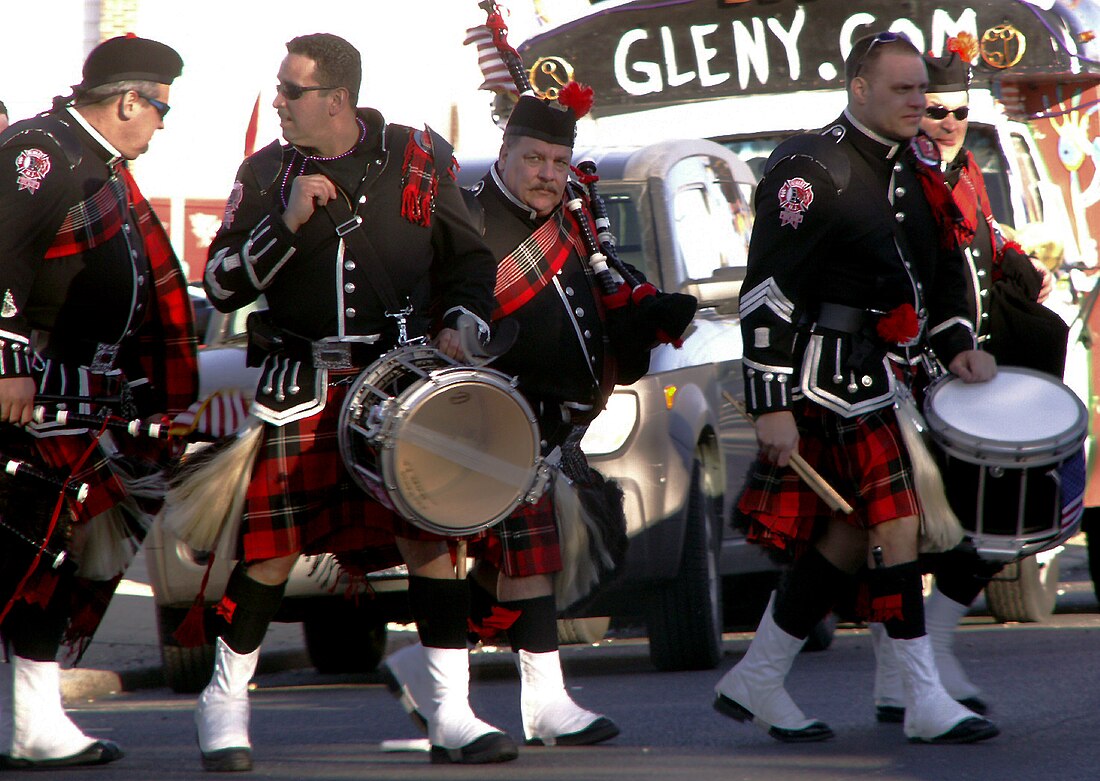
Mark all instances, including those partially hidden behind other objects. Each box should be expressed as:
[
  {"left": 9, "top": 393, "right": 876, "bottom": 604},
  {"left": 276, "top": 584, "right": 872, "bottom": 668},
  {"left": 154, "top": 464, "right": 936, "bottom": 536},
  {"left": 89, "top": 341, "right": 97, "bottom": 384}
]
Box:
[
  {"left": 645, "top": 457, "right": 724, "bottom": 671},
  {"left": 557, "top": 616, "right": 610, "bottom": 645},
  {"left": 984, "top": 552, "right": 1061, "bottom": 622},
  {"left": 303, "top": 602, "right": 388, "bottom": 674},
  {"left": 157, "top": 605, "right": 215, "bottom": 694}
]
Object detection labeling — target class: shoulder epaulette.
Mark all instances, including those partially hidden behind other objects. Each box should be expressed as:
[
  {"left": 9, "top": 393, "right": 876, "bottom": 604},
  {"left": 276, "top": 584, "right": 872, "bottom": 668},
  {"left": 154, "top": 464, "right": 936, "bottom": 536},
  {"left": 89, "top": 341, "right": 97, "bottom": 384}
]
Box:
[
  {"left": 765, "top": 128, "right": 851, "bottom": 193},
  {"left": 0, "top": 112, "right": 83, "bottom": 169},
  {"left": 246, "top": 140, "right": 285, "bottom": 195}
]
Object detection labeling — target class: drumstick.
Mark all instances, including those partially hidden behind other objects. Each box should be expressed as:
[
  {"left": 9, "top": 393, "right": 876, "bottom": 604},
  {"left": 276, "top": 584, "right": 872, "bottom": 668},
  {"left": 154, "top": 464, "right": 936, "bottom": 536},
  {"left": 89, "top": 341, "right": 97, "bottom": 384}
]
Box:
[{"left": 722, "top": 391, "right": 853, "bottom": 515}]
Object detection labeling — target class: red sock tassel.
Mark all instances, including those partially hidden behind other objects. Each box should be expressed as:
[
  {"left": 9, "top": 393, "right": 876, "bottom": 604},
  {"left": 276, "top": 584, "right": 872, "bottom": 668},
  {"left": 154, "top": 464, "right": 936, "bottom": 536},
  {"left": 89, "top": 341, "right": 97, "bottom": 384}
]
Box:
[{"left": 172, "top": 552, "right": 215, "bottom": 647}]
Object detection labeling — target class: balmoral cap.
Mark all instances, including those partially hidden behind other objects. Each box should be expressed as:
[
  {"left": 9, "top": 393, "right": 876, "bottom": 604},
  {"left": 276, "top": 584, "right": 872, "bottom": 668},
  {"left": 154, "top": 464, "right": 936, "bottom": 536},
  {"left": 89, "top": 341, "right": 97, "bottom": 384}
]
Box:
[{"left": 78, "top": 34, "right": 183, "bottom": 91}]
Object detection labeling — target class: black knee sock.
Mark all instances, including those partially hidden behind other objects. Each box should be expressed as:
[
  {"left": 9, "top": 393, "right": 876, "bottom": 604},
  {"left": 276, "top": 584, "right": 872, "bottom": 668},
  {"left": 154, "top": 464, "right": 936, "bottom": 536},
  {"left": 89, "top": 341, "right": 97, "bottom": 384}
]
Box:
[
  {"left": 1, "top": 568, "right": 75, "bottom": 662},
  {"left": 501, "top": 595, "right": 558, "bottom": 654},
  {"left": 407, "top": 575, "right": 470, "bottom": 649},
  {"left": 215, "top": 563, "right": 286, "bottom": 655},
  {"left": 933, "top": 549, "right": 1003, "bottom": 606},
  {"left": 868, "top": 560, "right": 925, "bottom": 640},
  {"left": 773, "top": 547, "right": 853, "bottom": 639}
]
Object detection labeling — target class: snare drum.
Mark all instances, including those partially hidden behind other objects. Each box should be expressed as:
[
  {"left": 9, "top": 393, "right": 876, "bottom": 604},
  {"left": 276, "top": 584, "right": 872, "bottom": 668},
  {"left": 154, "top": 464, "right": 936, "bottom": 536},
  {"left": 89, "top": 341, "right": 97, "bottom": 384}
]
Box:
[
  {"left": 922, "top": 366, "right": 1087, "bottom": 561},
  {"left": 338, "top": 343, "right": 544, "bottom": 536}
]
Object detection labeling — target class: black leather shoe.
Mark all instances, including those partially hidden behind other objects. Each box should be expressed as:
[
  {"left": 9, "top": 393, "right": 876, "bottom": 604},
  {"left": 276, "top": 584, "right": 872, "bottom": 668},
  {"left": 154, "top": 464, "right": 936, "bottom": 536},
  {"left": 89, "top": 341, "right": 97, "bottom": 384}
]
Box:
[
  {"left": 958, "top": 696, "right": 989, "bottom": 715},
  {"left": 713, "top": 693, "right": 834, "bottom": 743},
  {"left": 201, "top": 746, "right": 253, "bottom": 772},
  {"left": 1, "top": 739, "right": 123, "bottom": 769},
  {"left": 429, "top": 731, "right": 519, "bottom": 764},
  {"left": 876, "top": 704, "right": 905, "bottom": 723},
  {"left": 908, "top": 716, "right": 1000, "bottom": 745},
  {"left": 525, "top": 716, "right": 620, "bottom": 746}
]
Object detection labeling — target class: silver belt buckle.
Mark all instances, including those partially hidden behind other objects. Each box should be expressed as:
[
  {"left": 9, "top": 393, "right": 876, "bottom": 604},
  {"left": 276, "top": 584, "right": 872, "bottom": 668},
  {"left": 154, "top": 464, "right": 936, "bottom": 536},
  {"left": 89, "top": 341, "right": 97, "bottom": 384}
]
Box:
[
  {"left": 311, "top": 341, "right": 353, "bottom": 370},
  {"left": 89, "top": 343, "right": 119, "bottom": 373}
]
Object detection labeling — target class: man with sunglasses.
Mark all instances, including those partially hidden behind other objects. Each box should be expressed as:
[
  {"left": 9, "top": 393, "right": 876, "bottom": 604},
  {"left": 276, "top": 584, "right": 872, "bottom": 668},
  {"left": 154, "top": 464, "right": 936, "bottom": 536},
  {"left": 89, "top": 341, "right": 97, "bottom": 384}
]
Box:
[
  {"left": 713, "top": 31, "right": 999, "bottom": 745},
  {"left": 0, "top": 35, "right": 197, "bottom": 768},
  {"left": 195, "top": 33, "right": 507, "bottom": 770},
  {"left": 868, "top": 41, "right": 1061, "bottom": 727}
]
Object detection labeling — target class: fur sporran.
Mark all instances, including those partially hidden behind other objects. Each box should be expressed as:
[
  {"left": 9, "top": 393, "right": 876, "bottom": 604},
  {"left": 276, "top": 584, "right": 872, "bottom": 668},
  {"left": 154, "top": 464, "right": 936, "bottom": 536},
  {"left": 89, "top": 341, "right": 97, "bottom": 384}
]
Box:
[
  {"left": 552, "top": 438, "right": 629, "bottom": 611},
  {"left": 162, "top": 419, "right": 263, "bottom": 552},
  {"left": 894, "top": 392, "right": 965, "bottom": 553}
]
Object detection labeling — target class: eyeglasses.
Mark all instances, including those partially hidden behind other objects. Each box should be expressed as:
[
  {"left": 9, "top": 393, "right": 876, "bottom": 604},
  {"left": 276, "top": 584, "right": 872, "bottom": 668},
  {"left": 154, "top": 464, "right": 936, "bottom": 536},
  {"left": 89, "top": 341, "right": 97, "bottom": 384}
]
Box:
[
  {"left": 851, "top": 31, "right": 911, "bottom": 80},
  {"left": 925, "top": 105, "right": 970, "bottom": 121},
  {"left": 276, "top": 82, "right": 338, "bottom": 101},
  {"left": 137, "top": 93, "right": 171, "bottom": 119}
]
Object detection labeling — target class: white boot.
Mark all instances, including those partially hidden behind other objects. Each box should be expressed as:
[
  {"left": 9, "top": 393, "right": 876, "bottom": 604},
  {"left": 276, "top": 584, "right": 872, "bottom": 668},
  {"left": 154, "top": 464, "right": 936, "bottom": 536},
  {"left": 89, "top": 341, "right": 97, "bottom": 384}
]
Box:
[
  {"left": 870, "top": 623, "right": 905, "bottom": 722},
  {"left": 381, "top": 641, "right": 433, "bottom": 731},
  {"left": 4, "top": 656, "right": 121, "bottom": 768},
  {"left": 195, "top": 637, "right": 258, "bottom": 772},
  {"left": 712, "top": 592, "right": 832, "bottom": 742},
  {"left": 423, "top": 646, "right": 517, "bottom": 764},
  {"left": 892, "top": 634, "right": 998, "bottom": 744},
  {"left": 925, "top": 587, "right": 985, "bottom": 709},
  {"left": 518, "top": 650, "right": 618, "bottom": 746}
]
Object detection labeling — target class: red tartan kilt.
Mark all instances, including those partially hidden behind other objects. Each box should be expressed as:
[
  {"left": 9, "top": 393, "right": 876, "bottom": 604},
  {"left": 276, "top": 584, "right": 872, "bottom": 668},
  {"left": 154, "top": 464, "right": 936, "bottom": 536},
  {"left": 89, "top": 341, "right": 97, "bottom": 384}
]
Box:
[
  {"left": 466, "top": 490, "right": 562, "bottom": 577},
  {"left": 240, "top": 380, "right": 445, "bottom": 565},
  {"left": 737, "top": 403, "right": 919, "bottom": 556}
]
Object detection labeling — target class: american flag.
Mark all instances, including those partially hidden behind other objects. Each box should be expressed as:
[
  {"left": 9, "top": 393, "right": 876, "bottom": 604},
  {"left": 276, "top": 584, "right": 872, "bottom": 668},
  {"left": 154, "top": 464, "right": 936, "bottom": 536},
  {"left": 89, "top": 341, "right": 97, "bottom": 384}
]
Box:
[
  {"left": 171, "top": 389, "right": 252, "bottom": 439},
  {"left": 464, "top": 24, "right": 519, "bottom": 95}
]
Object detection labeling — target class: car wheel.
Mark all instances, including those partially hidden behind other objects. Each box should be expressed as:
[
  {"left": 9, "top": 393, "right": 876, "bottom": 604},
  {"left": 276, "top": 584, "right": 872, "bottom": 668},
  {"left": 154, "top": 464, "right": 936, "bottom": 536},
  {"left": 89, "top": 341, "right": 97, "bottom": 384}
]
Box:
[
  {"left": 303, "top": 601, "right": 388, "bottom": 674},
  {"left": 557, "top": 616, "right": 610, "bottom": 645},
  {"left": 1082, "top": 508, "right": 1100, "bottom": 605},
  {"left": 157, "top": 605, "right": 215, "bottom": 694},
  {"left": 645, "top": 457, "right": 724, "bottom": 671},
  {"left": 984, "top": 552, "right": 1061, "bottom": 622}
]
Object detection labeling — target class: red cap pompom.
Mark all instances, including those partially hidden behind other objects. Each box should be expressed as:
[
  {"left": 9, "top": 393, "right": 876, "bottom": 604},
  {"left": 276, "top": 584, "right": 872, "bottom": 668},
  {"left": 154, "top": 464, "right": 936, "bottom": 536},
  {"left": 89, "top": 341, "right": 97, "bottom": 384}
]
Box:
[{"left": 558, "top": 80, "right": 594, "bottom": 119}]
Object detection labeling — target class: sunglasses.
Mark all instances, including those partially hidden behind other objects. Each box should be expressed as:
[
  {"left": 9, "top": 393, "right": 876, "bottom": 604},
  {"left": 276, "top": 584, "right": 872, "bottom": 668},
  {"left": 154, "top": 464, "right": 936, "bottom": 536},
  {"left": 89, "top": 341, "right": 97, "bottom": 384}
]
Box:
[
  {"left": 137, "top": 93, "right": 171, "bottom": 119},
  {"left": 276, "top": 82, "right": 338, "bottom": 101},
  {"left": 925, "top": 105, "right": 970, "bottom": 121},
  {"left": 851, "top": 31, "right": 911, "bottom": 79}
]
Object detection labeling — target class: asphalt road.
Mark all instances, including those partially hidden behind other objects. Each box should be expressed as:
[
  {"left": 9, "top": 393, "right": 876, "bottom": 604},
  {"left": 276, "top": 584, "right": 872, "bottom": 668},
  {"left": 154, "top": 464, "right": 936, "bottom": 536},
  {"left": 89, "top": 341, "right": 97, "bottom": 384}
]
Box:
[{"left": 47, "top": 538, "right": 1100, "bottom": 780}]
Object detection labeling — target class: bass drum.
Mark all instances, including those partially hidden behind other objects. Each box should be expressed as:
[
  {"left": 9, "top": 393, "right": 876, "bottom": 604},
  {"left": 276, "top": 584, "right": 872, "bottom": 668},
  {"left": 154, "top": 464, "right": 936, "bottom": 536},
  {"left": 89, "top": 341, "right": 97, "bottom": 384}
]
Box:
[{"left": 338, "top": 344, "right": 542, "bottom": 536}]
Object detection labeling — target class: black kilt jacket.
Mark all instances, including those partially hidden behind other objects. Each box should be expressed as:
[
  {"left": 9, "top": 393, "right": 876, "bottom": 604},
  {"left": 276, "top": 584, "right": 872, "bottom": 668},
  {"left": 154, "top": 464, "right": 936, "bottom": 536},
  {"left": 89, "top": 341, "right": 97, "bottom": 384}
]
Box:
[
  {"left": 204, "top": 108, "right": 497, "bottom": 424},
  {"left": 738, "top": 112, "right": 976, "bottom": 418}
]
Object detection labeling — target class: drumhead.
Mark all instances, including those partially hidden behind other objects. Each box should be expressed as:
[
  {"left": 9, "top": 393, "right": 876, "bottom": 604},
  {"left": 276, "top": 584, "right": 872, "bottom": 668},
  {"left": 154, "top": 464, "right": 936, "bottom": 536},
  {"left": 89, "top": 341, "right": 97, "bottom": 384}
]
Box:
[
  {"left": 382, "top": 368, "right": 539, "bottom": 535},
  {"left": 924, "top": 366, "right": 1087, "bottom": 465}
]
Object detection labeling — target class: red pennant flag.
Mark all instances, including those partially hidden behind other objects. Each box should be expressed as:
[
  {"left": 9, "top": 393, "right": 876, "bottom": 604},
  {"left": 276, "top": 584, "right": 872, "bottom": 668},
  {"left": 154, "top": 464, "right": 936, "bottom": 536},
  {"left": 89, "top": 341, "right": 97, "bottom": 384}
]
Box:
[{"left": 243, "top": 93, "right": 260, "bottom": 158}]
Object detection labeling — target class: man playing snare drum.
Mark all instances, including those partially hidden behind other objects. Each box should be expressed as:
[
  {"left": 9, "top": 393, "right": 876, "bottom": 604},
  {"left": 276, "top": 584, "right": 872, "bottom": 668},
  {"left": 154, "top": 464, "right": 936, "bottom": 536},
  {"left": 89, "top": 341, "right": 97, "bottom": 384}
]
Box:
[
  {"left": 868, "top": 38, "right": 1066, "bottom": 725},
  {"left": 193, "top": 33, "right": 508, "bottom": 770},
  {"left": 715, "top": 32, "right": 999, "bottom": 745}
]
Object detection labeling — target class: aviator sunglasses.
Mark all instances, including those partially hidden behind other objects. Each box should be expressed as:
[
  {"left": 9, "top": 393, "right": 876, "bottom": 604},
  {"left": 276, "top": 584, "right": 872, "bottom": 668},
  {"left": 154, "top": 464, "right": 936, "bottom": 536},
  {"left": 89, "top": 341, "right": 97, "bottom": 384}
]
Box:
[
  {"left": 925, "top": 105, "right": 970, "bottom": 121},
  {"left": 851, "top": 30, "right": 912, "bottom": 79}
]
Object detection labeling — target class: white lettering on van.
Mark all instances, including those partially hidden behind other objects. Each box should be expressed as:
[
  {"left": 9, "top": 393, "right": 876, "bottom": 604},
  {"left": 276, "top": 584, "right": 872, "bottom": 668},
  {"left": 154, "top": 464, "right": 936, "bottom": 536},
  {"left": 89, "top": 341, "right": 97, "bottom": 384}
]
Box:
[
  {"left": 663, "top": 25, "right": 697, "bottom": 87},
  {"left": 929, "top": 8, "right": 977, "bottom": 54},
  {"left": 691, "top": 23, "right": 730, "bottom": 87},
  {"left": 767, "top": 8, "right": 806, "bottom": 81},
  {"left": 733, "top": 17, "right": 770, "bottom": 89},
  {"left": 615, "top": 28, "right": 663, "bottom": 96}
]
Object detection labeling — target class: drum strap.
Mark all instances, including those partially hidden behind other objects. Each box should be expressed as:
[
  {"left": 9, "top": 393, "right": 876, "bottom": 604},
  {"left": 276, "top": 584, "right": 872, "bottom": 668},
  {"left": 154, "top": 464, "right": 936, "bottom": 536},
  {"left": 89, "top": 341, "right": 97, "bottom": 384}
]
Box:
[{"left": 322, "top": 197, "right": 407, "bottom": 317}]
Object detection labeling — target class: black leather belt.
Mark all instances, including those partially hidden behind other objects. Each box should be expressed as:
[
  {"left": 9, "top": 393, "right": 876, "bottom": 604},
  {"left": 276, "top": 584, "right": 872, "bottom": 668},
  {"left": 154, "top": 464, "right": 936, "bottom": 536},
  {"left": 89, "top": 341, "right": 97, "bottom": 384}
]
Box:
[{"left": 811, "top": 303, "right": 867, "bottom": 334}]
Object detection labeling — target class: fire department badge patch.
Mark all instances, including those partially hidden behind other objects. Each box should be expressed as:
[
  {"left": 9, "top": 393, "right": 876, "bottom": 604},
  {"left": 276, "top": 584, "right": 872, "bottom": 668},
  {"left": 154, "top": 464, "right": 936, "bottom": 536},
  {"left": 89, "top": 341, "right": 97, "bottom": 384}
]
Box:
[
  {"left": 14, "top": 149, "right": 51, "bottom": 194},
  {"left": 778, "top": 177, "right": 813, "bottom": 229},
  {"left": 222, "top": 181, "right": 244, "bottom": 229}
]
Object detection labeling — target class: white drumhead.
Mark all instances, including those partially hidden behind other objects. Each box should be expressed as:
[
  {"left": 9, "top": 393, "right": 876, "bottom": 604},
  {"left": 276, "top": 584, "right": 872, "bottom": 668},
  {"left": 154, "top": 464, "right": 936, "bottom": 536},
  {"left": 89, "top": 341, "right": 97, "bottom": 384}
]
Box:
[
  {"left": 929, "top": 367, "right": 1083, "bottom": 444},
  {"left": 385, "top": 371, "right": 538, "bottom": 534}
]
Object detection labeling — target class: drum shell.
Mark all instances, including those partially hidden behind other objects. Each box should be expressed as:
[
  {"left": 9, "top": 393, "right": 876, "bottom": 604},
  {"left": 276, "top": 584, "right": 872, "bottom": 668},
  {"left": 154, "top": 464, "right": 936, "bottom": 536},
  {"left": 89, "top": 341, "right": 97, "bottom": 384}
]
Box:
[
  {"left": 338, "top": 345, "right": 542, "bottom": 536},
  {"left": 923, "top": 367, "right": 1087, "bottom": 561}
]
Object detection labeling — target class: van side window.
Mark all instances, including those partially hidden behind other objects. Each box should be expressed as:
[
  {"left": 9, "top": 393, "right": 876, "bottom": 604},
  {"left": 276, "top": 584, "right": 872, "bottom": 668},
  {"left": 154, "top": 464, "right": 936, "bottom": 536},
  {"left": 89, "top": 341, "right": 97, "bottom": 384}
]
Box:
[
  {"left": 669, "top": 156, "right": 753, "bottom": 284},
  {"left": 599, "top": 191, "right": 652, "bottom": 279},
  {"left": 1010, "top": 132, "right": 1045, "bottom": 225}
]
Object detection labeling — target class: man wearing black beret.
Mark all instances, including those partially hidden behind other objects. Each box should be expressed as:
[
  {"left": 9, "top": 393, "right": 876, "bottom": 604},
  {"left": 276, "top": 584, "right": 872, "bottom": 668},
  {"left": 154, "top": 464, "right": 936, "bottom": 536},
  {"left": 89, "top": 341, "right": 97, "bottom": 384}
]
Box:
[{"left": 0, "top": 34, "right": 197, "bottom": 769}]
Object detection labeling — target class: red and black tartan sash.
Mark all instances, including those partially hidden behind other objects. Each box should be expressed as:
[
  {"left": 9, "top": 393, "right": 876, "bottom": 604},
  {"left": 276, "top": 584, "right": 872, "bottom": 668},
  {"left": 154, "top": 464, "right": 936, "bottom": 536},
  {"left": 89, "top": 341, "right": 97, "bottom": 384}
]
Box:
[
  {"left": 492, "top": 207, "right": 587, "bottom": 320},
  {"left": 43, "top": 176, "right": 128, "bottom": 259}
]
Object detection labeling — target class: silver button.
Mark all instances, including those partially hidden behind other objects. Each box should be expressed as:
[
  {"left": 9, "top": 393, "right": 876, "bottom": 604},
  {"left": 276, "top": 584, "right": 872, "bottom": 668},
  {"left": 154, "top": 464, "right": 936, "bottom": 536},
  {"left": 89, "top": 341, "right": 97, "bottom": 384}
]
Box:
[
  {"left": 980, "top": 289, "right": 989, "bottom": 298},
  {"left": 358, "top": 195, "right": 367, "bottom": 204},
  {"left": 345, "top": 307, "right": 356, "bottom": 317},
  {"left": 904, "top": 261, "right": 911, "bottom": 269},
  {"left": 575, "top": 307, "right": 584, "bottom": 317},
  {"left": 894, "top": 187, "right": 906, "bottom": 197},
  {"left": 894, "top": 163, "right": 903, "bottom": 172},
  {"left": 344, "top": 282, "right": 356, "bottom": 293},
  {"left": 137, "top": 274, "right": 145, "bottom": 285},
  {"left": 565, "top": 287, "right": 575, "bottom": 296},
  {"left": 763, "top": 372, "right": 775, "bottom": 381},
  {"left": 977, "top": 269, "right": 987, "bottom": 277},
  {"left": 918, "top": 308, "right": 927, "bottom": 317},
  {"left": 973, "top": 249, "right": 981, "bottom": 258},
  {"left": 861, "top": 375, "right": 873, "bottom": 387},
  {"left": 895, "top": 211, "right": 905, "bottom": 222},
  {"left": 777, "top": 375, "right": 787, "bottom": 383},
  {"left": 833, "top": 373, "right": 844, "bottom": 383},
  {"left": 345, "top": 260, "right": 356, "bottom": 271},
  {"left": 131, "top": 250, "right": 138, "bottom": 259},
  {"left": 583, "top": 330, "right": 591, "bottom": 339},
  {"left": 746, "top": 368, "right": 756, "bottom": 377},
  {"left": 981, "top": 312, "right": 989, "bottom": 319},
  {"left": 123, "top": 224, "right": 131, "bottom": 233},
  {"left": 847, "top": 382, "right": 858, "bottom": 393},
  {"left": 288, "top": 384, "right": 300, "bottom": 394}
]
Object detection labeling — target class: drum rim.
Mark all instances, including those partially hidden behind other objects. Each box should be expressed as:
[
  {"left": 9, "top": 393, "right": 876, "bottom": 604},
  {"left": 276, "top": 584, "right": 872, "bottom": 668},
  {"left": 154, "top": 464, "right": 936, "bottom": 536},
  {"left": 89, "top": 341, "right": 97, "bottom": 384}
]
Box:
[
  {"left": 337, "top": 346, "right": 542, "bottom": 536},
  {"left": 923, "top": 366, "right": 1087, "bottom": 466}
]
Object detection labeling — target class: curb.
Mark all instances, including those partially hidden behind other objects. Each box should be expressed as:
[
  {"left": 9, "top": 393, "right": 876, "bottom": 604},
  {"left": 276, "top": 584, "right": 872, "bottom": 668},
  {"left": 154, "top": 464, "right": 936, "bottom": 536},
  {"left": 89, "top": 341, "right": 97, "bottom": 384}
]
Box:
[{"left": 60, "top": 648, "right": 312, "bottom": 704}]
